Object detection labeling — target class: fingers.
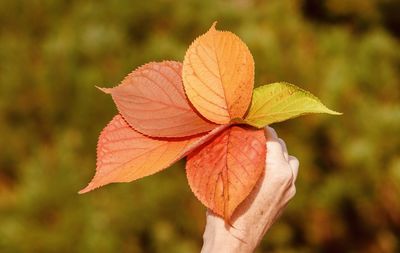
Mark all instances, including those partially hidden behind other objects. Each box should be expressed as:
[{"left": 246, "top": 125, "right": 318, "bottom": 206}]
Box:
[
  {"left": 265, "top": 126, "right": 300, "bottom": 183},
  {"left": 265, "top": 127, "right": 288, "bottom": 161},
  {"left": 265, "top": 126, "right": 278, "bottom": 139},
  {"left": 265, "top": 138, "right": 286, "bottom": 162},
  {"left": 288, "top": 155, "right": 299, "bottom": 182},
  {"left": 278, "top": 138, "right": 289, "bottom": 161}
]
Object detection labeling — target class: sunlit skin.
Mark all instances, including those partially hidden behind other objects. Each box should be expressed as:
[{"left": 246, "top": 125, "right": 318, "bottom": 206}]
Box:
[{"left": 201, "top": 127, "right": 299, "bottom": 253}]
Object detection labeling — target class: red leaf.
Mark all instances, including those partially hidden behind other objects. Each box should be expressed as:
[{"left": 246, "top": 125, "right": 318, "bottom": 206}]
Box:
[
  {"left": 102, "top": 61, "right": 217, "bottom": 138},
  {"left": 79, "top": 115, "right": 228, "bottom": 193},
  {"left": 186, "top": 125, "right": 266, "bottom": 220}
]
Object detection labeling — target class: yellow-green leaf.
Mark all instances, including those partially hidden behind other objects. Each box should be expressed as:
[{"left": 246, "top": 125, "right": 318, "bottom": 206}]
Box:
[{"left": 243, "top": 82, "right": 341, "bottom": 128}]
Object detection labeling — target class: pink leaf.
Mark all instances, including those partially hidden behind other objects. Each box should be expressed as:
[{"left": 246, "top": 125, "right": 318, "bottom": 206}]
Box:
[
  {"left": 79, "top": 115, "right": 228, "bottom": 193},
  {"left": 102, "top": 61, "right": 217, "bottom": 138}
]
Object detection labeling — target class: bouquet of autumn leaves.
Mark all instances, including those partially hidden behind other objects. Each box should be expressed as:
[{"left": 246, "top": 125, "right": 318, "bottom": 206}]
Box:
[{"left": 80, "top": 23, "right": 340, "bottom": 220}]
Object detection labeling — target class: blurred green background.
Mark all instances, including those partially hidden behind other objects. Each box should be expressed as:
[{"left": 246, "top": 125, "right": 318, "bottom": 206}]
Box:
[{"left": 1, "top": 0, "right": 399, "bottom": 252}]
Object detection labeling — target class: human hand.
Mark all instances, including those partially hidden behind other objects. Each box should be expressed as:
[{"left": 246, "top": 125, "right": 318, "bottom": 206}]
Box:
[{"left": 201, "top": 127, "right": 299, "bottom": 253}]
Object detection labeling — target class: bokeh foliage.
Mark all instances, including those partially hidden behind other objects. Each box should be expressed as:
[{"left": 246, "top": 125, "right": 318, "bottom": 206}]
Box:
[{"left": 0, "top": 0, "right": 399, "bottom": 252}]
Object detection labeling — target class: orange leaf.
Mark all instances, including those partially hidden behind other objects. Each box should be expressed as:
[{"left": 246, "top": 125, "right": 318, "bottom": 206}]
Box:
[
  {"left": 186, "top": 125, "right": 266, "bottom": 220},
  {"left": 182, "top": 22, "right": 255, "bottom": 124},
  {"left": 102, "top": 61, "right": 217, "bottom": 138},
  {"left": 79, "top": 115, "right": 228, "bottom": 193}
]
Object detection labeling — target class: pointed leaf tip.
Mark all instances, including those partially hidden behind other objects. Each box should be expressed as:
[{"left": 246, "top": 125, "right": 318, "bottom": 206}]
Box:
[
  {"left": 96, "top": 86, "right": 112, "bottom": 94},
  {"left": 244, "top": 82, "right": 342, "bottom": 128},
  {"left": 78, "top": 183, "right": 95, "bottom": 194},
  {"left": 210, "top": 21, "right": 217, "bottom": 31},
  {"left": 326, "top": 109, "right": 342, "bottom": 115}
]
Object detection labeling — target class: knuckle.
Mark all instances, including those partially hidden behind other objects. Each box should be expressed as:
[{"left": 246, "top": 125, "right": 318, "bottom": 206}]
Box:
[
  {"left": 289, "top": 156, "right": 299, "bottom": 167},
  {"left": 266, "top": 141, "right": 281, "bottom": 150},
  {"left": 288, "top": 186, "right": 296, "bottom": 198},
  {"left": 270, "top": 165, "right": 293, "bottom": 184}
]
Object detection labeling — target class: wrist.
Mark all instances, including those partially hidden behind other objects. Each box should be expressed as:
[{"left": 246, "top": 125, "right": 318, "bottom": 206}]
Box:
[
  {"left": 201, "top": 215, "right": 255, "bottom": 253},
  {"left": 201, "top": 231, "right": 254, "bottom": 253}
]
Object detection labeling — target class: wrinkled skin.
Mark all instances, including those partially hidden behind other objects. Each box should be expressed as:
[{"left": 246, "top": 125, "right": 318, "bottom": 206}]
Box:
[{"left": 201, "top": 127, "right": 299, "bottom": 253}]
